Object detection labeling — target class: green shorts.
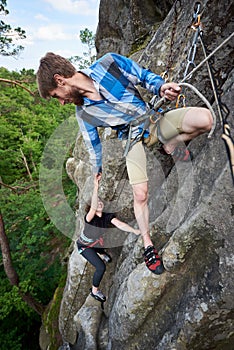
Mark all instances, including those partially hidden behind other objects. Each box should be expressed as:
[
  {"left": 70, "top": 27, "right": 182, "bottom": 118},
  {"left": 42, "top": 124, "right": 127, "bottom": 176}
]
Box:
[{"left": 125, "top": 107, "right": 191, "bottom": 185}]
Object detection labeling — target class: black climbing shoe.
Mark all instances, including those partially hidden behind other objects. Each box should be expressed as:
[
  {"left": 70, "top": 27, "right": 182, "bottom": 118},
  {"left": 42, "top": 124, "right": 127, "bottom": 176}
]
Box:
[
  {"left": 90, "top": 289, "right": 106, "bottom": 302},
  {"left": 143, "top": 245, "right": 164, "bottom": 275}
]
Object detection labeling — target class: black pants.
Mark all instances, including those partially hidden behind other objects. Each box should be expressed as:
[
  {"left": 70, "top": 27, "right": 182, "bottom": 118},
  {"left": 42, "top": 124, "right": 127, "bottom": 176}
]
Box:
[{"left": 80, "top": 247, "right": 106, "bottom": 287}]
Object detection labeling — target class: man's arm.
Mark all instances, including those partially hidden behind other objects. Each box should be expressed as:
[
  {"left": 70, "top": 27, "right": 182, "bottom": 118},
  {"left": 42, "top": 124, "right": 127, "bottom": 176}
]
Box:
[
  {"left": 108, "top": 53, "right": 181, "bottom": 100},
  {"left": 109, "top": 53, "right": 165, "bottom": 96},
  {"left": 76, "top": 114, "right": 102, "bottom": 174},
  {"left": 86, "top": 174, "right": 101, "bottom": 222}
]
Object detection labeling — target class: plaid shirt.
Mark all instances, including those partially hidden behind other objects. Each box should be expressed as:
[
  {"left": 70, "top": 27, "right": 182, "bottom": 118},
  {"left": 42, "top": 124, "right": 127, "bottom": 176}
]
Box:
[{"left": 76, "top": 52, "right": 164, "bottom": 173}]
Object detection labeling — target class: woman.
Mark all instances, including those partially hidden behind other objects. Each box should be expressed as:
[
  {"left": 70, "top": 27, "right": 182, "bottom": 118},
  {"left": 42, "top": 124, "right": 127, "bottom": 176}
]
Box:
[{"left": 77, "top": 174, "right": 140, "bottom": 303}]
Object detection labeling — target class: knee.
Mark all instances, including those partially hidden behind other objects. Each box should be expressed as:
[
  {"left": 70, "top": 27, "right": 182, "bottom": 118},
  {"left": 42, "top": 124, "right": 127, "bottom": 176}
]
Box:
[
  {"left": 97, "top": 262, "right": 106, "bottom": 275},
  {"left": 199, "top": 108, "right": 213, "bottom": 132},
  {"left": 133, "top": 187, "right": 148, "bottom": 204}
]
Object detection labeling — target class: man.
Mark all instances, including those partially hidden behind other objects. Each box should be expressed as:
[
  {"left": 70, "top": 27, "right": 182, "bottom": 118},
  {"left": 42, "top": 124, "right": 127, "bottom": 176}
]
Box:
[{"left": 37, "top": 52, "right": 212, "bottom": 275}]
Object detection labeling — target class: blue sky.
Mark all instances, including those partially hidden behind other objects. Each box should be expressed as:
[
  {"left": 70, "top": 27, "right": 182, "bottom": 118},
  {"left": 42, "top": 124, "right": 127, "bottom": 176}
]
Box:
[{"left": 1, "top": 0, "right": 100, "bottom": 72}]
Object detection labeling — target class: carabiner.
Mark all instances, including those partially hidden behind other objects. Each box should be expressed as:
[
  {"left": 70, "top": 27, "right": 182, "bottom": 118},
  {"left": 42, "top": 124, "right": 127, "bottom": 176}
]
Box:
[
  {"left": 175, "top": 94, "right": 186, "bottom": 108},
  {"left": 161, "top": 70, "right": 170, "bottom": 82}
]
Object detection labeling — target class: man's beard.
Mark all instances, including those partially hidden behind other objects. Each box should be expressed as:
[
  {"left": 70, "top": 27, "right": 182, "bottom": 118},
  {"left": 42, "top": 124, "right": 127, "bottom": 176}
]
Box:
[{"left": 70, "top": 86, "right": 84, "bottom": 106}]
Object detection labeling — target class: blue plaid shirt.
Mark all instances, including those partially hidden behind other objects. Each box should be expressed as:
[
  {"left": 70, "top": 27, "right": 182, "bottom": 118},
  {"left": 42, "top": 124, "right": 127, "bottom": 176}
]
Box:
[{"left": 76, "top": 52, "right": 164, "bottom": 173}]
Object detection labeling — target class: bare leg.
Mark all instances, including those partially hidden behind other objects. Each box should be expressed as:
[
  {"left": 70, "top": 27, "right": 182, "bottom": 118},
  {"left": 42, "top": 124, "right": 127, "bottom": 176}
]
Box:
[
  {"left": 163, "top": 107, "right": 213, "bottom": 154},
  {"left": 132, "top": 182, "right": 152, "bottom": 248}
]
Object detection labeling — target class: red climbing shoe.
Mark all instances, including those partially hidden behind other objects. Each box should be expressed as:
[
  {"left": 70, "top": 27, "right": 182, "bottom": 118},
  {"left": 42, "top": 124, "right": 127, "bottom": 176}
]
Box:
[
  {"left": 171, "top": 147, "right": 193, "bottom": 162},
  {"left": 143, "top": 245, "right": 164, "bottom": 275}
]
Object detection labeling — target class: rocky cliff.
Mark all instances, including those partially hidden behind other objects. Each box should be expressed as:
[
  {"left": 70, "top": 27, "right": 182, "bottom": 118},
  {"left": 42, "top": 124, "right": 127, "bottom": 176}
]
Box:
[{"left": 54, "top": 1, "right": 233, "bottom": 349}]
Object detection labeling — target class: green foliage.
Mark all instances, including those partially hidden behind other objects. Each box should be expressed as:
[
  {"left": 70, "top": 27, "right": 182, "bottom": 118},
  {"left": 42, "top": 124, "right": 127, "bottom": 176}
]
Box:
[
  {"left": 69, "top": 28, "right": 96, "bottom": 69},
  {"left": 0, "top": 67, "right": 74, "bottom": 184},
  {"left": 0, "top": 67, "right": 77, "bottom": 348},
  {"left": 0, "top": 0, "right": 26, "bottom": 56},
  {"left": 42, "top": 273, "right": 67, "bottom": 350}
]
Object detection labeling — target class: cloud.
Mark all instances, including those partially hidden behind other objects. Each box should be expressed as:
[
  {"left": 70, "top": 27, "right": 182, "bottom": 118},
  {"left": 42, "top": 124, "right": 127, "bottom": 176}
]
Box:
[
  {"left": 44, "top": 0, "right": 99, "bottom": 15},
  {"left": 35, "top": 13, "right": 49, "bottom": 21},
  {"left": 35, "top": 24, "right": 72, "bottom": 41}
]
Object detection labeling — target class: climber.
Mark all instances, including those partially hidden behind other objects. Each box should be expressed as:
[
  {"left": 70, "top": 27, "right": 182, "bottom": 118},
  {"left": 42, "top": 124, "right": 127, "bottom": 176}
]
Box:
[
  {"left": 36, "top": 52, "right": 212, "bottom": 275},
  {"left": 77, "top": 173, "right": 140, "bottom": 303}
]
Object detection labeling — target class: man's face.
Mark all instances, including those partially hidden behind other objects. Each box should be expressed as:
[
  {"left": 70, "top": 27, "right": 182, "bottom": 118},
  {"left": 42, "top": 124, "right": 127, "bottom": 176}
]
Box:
[{"left": 50, "top": 85, "right": 83, "bottom": 106}]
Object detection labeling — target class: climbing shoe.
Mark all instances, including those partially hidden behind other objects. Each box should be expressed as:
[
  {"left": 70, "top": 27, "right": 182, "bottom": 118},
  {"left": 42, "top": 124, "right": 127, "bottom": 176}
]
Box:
[
  {"left": 101, "top": 252, "right": 112, "bottom": 263},
  {"left": 143, "top": 245, "right": 164, "bottom": 275},
  {"left": 90, "top": 289, "right": 106, "bottom": 302},
  {"left": 171, "top": 147, "right": 193, "bottom": 162}
]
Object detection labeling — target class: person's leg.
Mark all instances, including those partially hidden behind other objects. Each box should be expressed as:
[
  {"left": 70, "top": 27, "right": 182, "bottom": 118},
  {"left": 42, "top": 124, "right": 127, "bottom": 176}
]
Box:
[
  {"left": 95, "top": 247, "right": 112, "bottom": 263},
  {"left": 125, "top": 141, "right": 164, "bottom": 274},
  {"left": 132, "top": 181, "right": 151, "bottom": 248},
  {"left": 162, "top": 107, "right": 212, "bottom": 154},
  {"left": 81, "top": 247, "right": 106, "bottom": 294},
  {"left": 125, "top": 142, "right": 151, "bottom": 247}
]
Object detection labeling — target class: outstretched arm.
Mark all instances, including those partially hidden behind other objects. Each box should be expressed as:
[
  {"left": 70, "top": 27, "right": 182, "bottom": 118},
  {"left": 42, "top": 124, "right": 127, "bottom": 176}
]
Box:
[
  {"left": 111, "top": 217, "right": 141, "bottom": 235},
  {"left": 86, "top": 173, "right": 102, "bottom": 222}
]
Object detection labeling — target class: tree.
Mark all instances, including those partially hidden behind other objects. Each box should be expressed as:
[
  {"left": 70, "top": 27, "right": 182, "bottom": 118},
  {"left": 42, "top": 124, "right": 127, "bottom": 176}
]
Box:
[
  {"left": 0, "top": 212, "right": 45, "bottom": 315},
  {"left": 0, "top": 0, "right": 26, "bottom": 56},
  {"left": 0, "top": 68, "right": 76, "bottom": 349},
  {"left": 69, "top": 28, "right": 96, "bottom": 69}
]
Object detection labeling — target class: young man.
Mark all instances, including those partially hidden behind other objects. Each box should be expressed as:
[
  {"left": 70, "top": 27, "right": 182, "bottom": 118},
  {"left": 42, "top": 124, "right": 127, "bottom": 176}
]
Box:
[{"left": 37, "top": 52, "right": 212, "bottom": 275}]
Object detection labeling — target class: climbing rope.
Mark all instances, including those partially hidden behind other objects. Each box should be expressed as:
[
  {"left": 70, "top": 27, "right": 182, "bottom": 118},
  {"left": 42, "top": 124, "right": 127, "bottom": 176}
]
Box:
[
  {"left": 60, "top": 261, "right": 88, "bottom": 346},
  {"left": 161, "top": 0, "right": 181, "bottom": 82},
  {"left": 178, "top": 82, "right": 216, "bottom": 138},
  {"left": 181, "top": 32, "right": 234, "bottom": 82},
  {"left": 180, "top": 1, "right": 234, "bottom": 183}
]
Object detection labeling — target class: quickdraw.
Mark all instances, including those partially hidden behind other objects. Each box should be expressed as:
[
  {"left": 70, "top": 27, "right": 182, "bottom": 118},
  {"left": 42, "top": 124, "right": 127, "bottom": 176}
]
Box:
[{"left": 183, "top": 1, "right": 203, "bottom": 80}]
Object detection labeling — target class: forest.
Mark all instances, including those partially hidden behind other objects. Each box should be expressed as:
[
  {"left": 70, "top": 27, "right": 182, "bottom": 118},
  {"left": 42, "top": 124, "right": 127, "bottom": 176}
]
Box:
[
  {"left": 0, "top": 1, "right": 89, "bottom": 348},
  {"left": 0, "top": 65, "right": 78, "bottom": 349}
]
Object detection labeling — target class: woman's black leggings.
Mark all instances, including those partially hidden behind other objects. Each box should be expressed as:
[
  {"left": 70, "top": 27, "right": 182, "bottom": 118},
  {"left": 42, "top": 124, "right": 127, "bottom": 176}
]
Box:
[{"left": 81, "top": 247, "right": 106, "bottom": 287}]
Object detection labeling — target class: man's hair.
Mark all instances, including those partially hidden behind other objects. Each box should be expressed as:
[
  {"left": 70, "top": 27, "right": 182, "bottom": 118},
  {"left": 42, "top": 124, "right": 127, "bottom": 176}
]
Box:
[{"left": 36, "top": 52, "right": 76, "bottom": 99}]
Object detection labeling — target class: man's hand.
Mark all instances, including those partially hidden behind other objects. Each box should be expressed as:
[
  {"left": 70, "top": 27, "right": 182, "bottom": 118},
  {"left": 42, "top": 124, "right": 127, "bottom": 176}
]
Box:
[
  {"left": 160, "top": 82, "right": 181, "bottom": 101},
  {"left": 93, "top": 173, "right": 102, "bottom": 188}
]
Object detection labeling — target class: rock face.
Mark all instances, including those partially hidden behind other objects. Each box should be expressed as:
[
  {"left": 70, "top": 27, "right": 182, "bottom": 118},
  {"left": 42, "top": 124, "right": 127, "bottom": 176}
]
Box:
[
  {"left": 58, "top": 0, "right": 234, "bottom": 349},
  {"left": 95, "top": 0, "right": 174, "bottom": 57}
]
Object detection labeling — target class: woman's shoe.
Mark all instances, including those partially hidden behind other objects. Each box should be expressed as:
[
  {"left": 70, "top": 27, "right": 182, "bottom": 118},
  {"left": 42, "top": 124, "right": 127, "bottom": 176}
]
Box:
[
  {"left": 90, "top": 289, "right": 106, "bottom": 302},
  {"left": 101, "top": 252, "right": 112, "bottom": 263}
]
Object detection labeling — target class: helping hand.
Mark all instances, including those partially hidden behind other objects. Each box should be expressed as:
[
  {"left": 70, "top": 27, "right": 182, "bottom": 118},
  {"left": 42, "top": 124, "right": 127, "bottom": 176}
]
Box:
[{"left": 94, "top": 173, "right": 102, "bottom": 187}]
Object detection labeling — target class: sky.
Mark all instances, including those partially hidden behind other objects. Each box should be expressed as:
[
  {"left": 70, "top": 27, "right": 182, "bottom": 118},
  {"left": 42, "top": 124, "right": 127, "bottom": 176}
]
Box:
[{"left": 1, "top": 0, "right": 100, "bottom": 72}]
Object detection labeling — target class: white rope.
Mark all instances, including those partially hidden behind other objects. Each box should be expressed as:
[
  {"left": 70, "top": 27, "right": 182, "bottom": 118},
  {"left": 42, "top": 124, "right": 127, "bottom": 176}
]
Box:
[
  {"left": 180, "top": 32, "right": 234, "bottom": 83},
  {"left": 178, "top": 82, "right": 216, "bottom": 138},
  {"left": 199, "top": 36, "right": 224, "bottom": 125}
]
